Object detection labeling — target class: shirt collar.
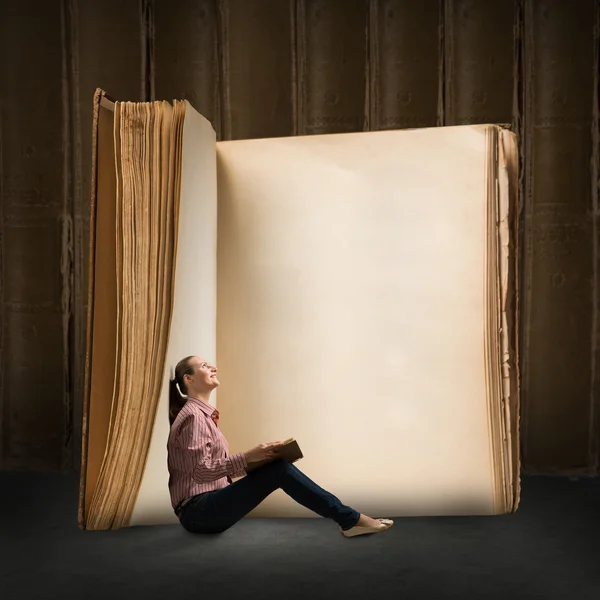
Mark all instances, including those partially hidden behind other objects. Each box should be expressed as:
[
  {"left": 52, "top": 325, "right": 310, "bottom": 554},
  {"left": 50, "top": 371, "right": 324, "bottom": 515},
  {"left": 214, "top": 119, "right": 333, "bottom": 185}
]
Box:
[{"left": 187, "top": 396, "right": 219, "bottom": 418}]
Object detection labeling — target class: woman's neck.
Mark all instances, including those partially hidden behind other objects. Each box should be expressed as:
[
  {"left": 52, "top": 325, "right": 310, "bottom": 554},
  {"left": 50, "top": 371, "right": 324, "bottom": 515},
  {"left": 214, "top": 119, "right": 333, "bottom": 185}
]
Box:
[{"left": 188, "top": 390, "right": 212, "bottom": 405}]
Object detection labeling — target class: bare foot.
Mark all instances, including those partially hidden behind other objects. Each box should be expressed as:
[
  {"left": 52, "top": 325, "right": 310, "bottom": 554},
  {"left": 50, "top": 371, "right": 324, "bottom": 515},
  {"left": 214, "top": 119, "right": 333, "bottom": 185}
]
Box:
[{"left": 356, "top": 514, "right": 384, "bottom": 528}]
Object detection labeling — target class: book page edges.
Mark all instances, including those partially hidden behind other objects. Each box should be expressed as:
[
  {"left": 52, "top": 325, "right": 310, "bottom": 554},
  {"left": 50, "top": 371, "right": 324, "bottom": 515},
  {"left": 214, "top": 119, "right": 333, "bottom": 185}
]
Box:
[
  {"left": 129, "top": 101, "right": 218, "bottom": 526},
  {"left": 499, "top": 129, "right": 521, "bottom": 510}
]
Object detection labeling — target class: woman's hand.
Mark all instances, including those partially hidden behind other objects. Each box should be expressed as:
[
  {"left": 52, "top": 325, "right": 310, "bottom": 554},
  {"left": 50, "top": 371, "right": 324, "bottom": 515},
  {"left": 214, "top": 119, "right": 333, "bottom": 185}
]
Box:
[{"left": 244, "top": 441, "right": 284, "bottom": 465}]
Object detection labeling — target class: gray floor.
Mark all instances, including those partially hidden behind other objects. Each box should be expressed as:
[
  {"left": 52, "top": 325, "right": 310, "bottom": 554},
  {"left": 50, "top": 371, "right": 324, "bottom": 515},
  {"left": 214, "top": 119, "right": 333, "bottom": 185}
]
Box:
[{"left": 1, "top": 473, "right": 599, "bottom": 600}]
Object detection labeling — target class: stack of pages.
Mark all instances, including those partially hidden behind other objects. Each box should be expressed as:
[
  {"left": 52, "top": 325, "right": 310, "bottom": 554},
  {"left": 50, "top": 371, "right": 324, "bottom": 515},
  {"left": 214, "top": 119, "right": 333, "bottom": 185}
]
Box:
[{"left": 79, "top": 89, "right": 520, "bottom": 530}]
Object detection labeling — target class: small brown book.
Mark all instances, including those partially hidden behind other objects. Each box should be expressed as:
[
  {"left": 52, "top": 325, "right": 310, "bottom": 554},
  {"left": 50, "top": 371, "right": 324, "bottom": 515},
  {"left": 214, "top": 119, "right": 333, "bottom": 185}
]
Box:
[{"left": 245, "top": 438, "right": 303, "bottom": 472}]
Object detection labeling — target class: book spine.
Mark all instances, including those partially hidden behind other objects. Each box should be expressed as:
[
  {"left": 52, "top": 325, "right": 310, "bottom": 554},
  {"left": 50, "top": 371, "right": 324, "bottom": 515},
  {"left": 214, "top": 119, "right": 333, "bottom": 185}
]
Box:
[
  {"left": 77, "top": 88, "right": 104, "bottom": 530},
  {"left": 521, "top": 0, "right": 596, "bottom": 474},
  {"left": 219, "top": 0, "right": 296, "bottom": 140},
  {"left": 0, "top": 1, "right": 67, "bottom": 470},
  {"left": 153, "top": 0, "right": 221, "bottom": 138},
  {"left": 296, "top": 0, "right": 368, "bottom": 135},
  {"left": 66, "top": 0, "right": 145, "bottom": 473},
  {"left": 369, "top": 0, "right": 441, "bottom": 131},
  {"left": 443, "top": 0, "right": 515, "bottom": 125}
]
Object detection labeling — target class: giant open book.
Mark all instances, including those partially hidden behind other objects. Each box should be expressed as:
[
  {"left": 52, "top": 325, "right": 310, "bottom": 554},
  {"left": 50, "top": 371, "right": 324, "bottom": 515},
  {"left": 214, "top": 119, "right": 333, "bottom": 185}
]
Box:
[{"left": 78, "top": 88, "right": 520, "bottom": 530}]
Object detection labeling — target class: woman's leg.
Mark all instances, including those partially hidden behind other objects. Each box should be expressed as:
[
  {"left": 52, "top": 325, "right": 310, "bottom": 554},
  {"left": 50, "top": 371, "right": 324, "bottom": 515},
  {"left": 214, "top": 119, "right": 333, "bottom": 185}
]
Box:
[{"left": 180, "top": 459, "right": 361, "bottom": 534}]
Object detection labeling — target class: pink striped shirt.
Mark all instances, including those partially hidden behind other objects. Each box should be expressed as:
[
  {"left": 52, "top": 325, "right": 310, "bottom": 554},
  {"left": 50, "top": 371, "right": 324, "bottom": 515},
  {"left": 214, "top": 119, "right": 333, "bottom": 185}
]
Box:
[{"left": 167, "top": 396, "right": 248, "bottom": 509}]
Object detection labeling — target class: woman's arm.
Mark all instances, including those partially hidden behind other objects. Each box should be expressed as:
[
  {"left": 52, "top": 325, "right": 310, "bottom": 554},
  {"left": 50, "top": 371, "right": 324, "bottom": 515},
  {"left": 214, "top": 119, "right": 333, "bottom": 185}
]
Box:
[{"left": 179, "top": 415, "right": 247, "bottom": 482}]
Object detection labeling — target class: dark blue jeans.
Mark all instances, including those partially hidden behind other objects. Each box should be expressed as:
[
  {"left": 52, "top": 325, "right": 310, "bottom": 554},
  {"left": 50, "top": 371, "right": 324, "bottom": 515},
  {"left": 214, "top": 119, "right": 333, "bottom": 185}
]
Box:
[{"left": 178, "top": 459, "right": 361, "bottom": 534}]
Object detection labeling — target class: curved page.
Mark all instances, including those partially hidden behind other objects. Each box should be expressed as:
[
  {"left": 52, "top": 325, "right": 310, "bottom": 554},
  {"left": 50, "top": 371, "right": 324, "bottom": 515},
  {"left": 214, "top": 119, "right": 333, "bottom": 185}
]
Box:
[
  {"left": 129, "top": 103, "right": 217, "bottom": 526},
  {"left": 216, "top": 126, "right": 497, "bottom": 517}
]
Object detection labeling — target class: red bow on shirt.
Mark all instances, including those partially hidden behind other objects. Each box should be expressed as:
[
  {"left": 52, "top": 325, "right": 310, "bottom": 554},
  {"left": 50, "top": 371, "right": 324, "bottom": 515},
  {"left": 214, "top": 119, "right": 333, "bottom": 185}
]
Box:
[{"left": 211, "top": 409, "right": 231, "bottom": 483}]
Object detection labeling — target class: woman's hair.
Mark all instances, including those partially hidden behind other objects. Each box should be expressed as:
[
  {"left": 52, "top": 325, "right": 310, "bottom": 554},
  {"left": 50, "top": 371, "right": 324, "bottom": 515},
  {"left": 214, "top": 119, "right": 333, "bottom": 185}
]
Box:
[{"left": 169, "top": 355, "right": 196, "bottom": 426}]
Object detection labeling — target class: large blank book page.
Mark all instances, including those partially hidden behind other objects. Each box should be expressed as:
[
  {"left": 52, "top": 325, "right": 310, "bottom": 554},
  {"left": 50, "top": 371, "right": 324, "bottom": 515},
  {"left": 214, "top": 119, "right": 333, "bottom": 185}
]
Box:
[{"left": 216, "top": 126, "right": 497, "bottom": 518}]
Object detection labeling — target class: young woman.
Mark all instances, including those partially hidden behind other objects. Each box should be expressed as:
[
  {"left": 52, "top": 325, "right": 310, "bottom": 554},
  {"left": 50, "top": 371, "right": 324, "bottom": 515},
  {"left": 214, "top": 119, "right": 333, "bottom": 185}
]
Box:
[{"left": 167, "top": 355, "right": 393, "bottom": 538}]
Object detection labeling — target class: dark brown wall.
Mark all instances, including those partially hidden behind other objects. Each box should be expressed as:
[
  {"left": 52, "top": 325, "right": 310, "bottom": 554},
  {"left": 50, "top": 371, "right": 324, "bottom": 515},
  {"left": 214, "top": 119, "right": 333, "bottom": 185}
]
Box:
[{"left": 1, "top": 0, "right": 598, "bottom": 476}]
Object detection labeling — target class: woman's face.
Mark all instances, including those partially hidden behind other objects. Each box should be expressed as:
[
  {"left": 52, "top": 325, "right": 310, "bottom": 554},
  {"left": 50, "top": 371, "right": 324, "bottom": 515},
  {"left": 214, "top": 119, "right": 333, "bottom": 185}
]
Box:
[{"left": 184, "top": 356, "right": 219, "bottom": 395}]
